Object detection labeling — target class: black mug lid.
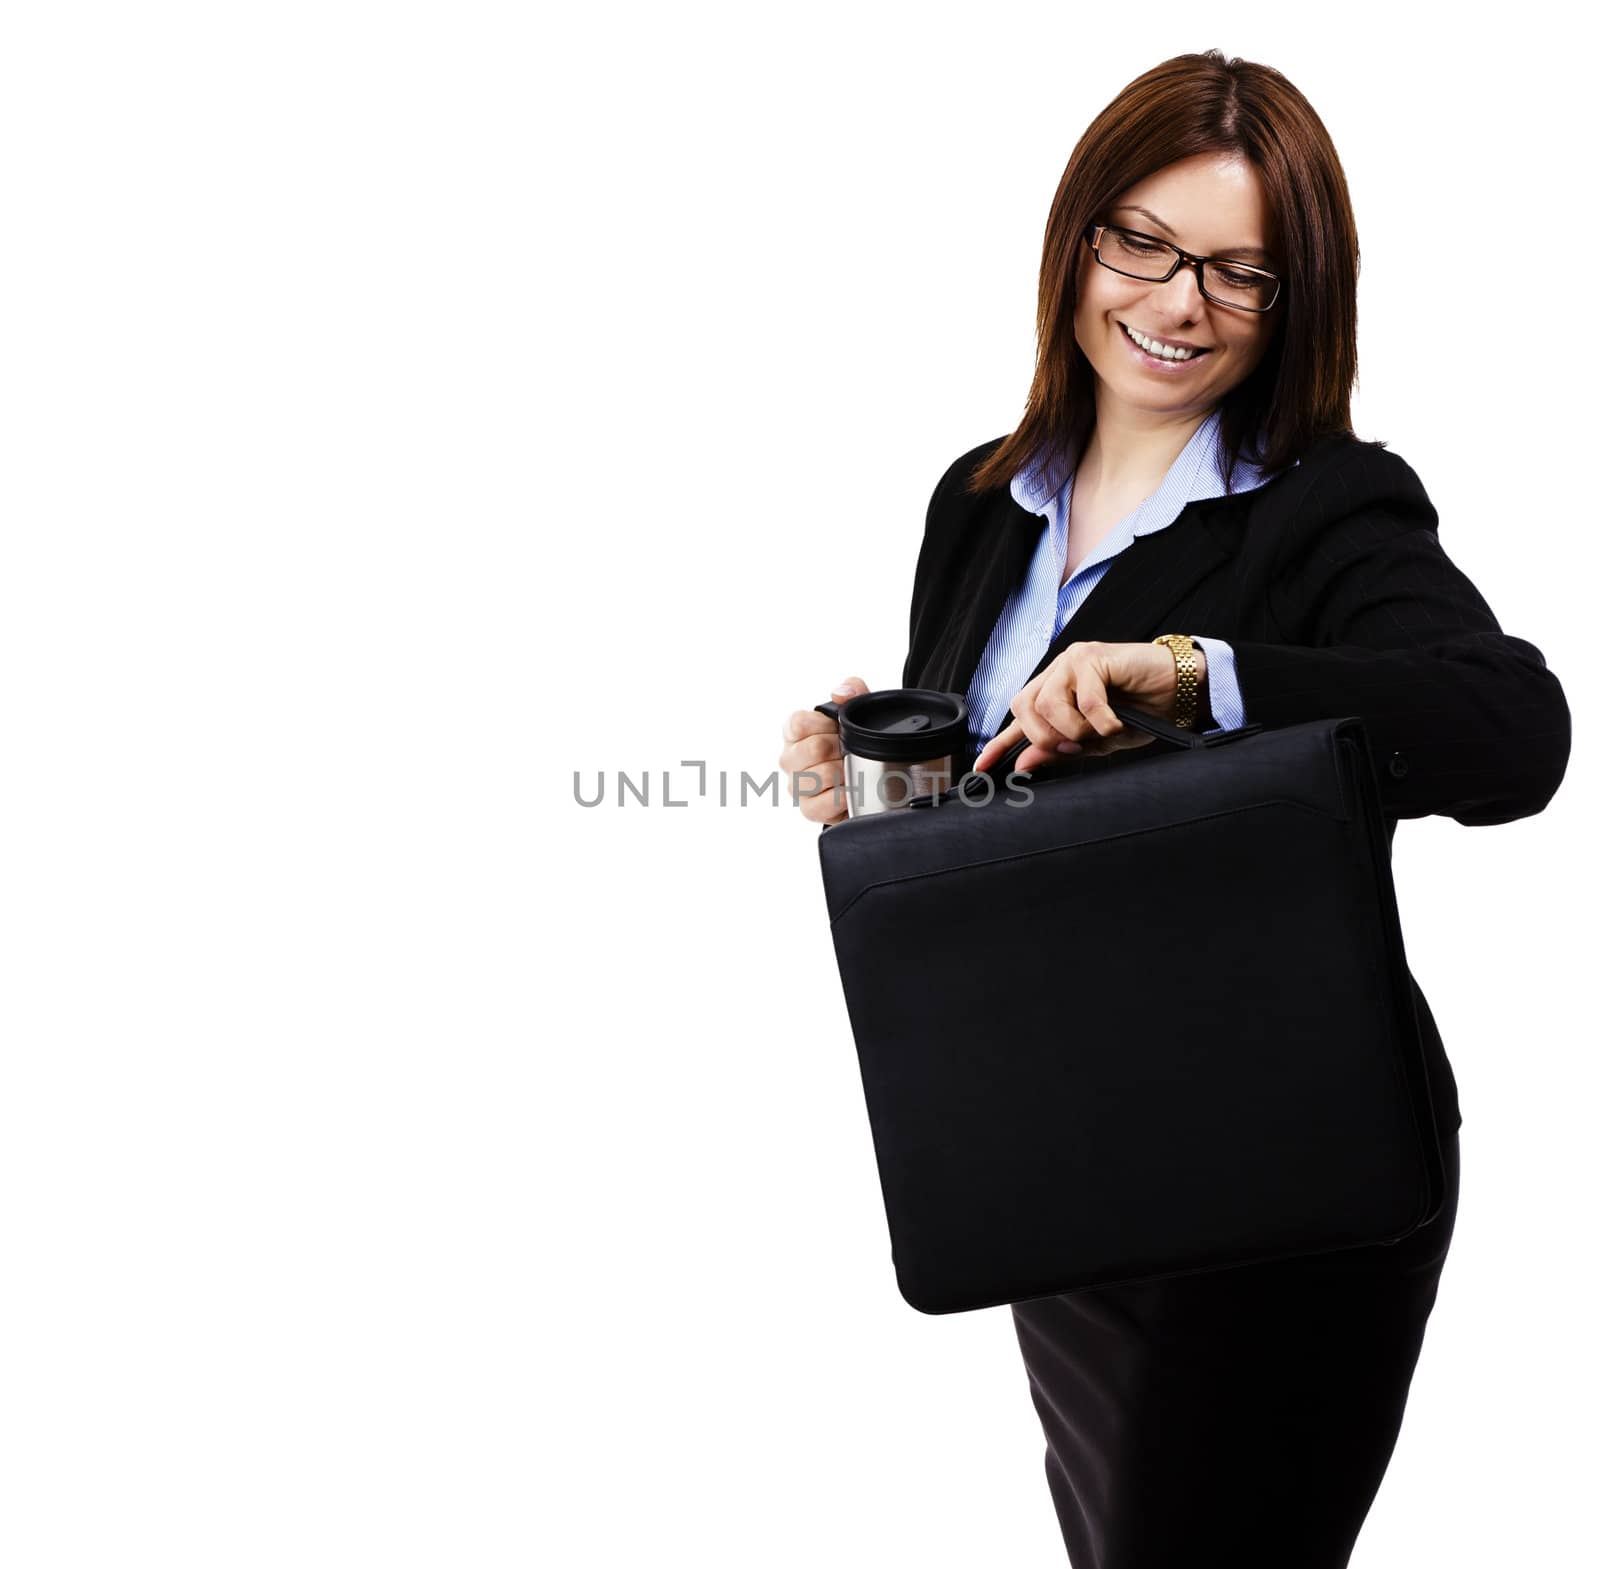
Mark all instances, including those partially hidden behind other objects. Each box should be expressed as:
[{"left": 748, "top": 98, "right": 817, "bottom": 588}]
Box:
[{"left": 829, "top": 688, "right": 968, "bottom": 763}]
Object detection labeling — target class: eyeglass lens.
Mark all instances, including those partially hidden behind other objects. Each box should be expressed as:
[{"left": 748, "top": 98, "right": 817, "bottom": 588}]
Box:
[{"left": 1099, "top": 227, "right": 1278, "bottom": 310}]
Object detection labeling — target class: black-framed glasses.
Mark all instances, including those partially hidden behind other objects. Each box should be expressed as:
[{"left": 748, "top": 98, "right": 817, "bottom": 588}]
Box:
[{"left": 1083, "top": 223, "right": 1283, "bottom": 313}]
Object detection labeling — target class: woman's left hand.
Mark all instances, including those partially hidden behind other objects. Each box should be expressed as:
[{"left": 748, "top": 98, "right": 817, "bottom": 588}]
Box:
[{"left": 972, "top": 639, "right": 1207, "bottom": 775}]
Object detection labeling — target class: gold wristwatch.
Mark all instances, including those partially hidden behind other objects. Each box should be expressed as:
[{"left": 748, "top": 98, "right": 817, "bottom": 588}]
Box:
[{"left": 1152, "top": 633, "right": 1200, "bottom": 730}]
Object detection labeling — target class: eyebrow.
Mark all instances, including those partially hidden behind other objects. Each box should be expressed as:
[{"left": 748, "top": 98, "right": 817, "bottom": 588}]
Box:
[{"left": 1110, "top": 205, "right": 1275, "bottom": 263}]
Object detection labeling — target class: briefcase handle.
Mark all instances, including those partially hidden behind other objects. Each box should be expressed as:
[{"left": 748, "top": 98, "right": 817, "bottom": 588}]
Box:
[
  {"left": 1104, "top": 700, "right": 1264, "bottom": 754},
  {"left": 921, "top": 701, "right": 1264, "bottom": 807}
]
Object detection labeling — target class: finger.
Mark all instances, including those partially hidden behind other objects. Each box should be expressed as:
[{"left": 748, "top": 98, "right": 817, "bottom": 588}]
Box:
[
  {"left": 1071, "top": 662, "right": 1125, "bottom": 740},
  {"left": 801, "top": 794, "right": 849, "bottom": 825},
  {"left": 783, "top": 674, "right": 871, "bottom": 744},
  {"left": 790, "top": 757, "right": 843, "bottom": 800},
  {"left": 1011, "top": 683, "right": 1074, "bottom": 755},
  {"left": 1032, "top": 652, "right": 1117, "bottom": 747},
  {"left": 1012, "top": 737, "right": 1081, "bottom": 774},
  {"left": 973, "top": 722, "right": 1025, "bottom": 773},
  {"left": 996, "top": 672, "right": 1088, "bottom": 772},
  {"left": 780, "top": 731, "right": 842, "bottom": 774},
  {"left": 974, "top": 723, "right": 1079, "bottom": 779},
  {"left": 1033, "top": 680, "right": 1091, "bottom": 746},
  {"left": 793, "top": 765, "right": 848, "bottom": 819},
  {"left": 783, "top": 707, "right": 842, "bottom": 745}
]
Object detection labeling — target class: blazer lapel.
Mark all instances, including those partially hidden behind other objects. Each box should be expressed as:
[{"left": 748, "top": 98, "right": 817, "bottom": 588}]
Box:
[
  {"left": 989, "top": 497, "right": 1237, "bottom": 733},
  {"left": 917, "top": 496, "right": 1044, "bottom": 699}
]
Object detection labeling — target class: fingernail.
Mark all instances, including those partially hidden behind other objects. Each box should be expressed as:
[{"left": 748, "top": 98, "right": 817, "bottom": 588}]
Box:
[{"left": 1056, "top": 741, "right": 1082, "bottom": 754}]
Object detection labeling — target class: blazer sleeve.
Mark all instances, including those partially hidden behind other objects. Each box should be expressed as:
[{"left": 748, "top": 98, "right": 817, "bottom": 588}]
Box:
[{"left": 1230, "top": 446, "right": 1571, "bottom": 826}]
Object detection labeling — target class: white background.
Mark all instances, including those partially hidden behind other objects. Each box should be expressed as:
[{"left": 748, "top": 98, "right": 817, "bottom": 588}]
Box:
[{"left": 2, "top": 4, "right": 1594, "bottom": 1565}]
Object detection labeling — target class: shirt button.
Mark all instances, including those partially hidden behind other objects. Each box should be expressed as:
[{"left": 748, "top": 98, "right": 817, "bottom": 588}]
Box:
[{"left": 1388, "top": 751, "right": 1409, "bottom": 779}]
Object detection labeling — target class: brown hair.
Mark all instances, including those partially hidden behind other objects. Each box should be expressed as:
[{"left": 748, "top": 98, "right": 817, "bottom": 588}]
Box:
[{"left": 966, "top": 49, "right": 1363, "bottom": 498}]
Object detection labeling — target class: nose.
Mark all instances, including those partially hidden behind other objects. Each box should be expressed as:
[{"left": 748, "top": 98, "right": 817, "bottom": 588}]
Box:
[{"left": 1155, "top": 258, "right": 1207, "bottom": 313}]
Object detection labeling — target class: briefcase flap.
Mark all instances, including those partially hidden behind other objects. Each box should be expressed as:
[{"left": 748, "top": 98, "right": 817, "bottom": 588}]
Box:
[{"left": 819, "top": 716, "right": 1356, "bottom": 925}]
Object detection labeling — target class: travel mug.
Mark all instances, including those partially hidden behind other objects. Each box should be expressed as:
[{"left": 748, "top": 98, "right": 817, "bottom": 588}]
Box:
[{"left": 811, "top": 689, "right": 969, "bottom": 817}]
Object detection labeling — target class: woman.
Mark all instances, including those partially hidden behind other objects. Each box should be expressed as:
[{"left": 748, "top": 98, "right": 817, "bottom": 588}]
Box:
[{"left": 778, "top": 49, "right": 1570, "bottom": 1569}]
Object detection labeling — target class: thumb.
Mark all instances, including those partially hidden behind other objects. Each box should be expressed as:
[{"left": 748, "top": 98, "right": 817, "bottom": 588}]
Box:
[{"left": 831, "top": 676, "right": 870, "bottom": 699}]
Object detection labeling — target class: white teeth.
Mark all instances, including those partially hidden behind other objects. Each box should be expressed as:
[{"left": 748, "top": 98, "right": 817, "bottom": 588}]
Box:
[{"left": 1122, "top": 322, "right": 1205, "bottom": 362}]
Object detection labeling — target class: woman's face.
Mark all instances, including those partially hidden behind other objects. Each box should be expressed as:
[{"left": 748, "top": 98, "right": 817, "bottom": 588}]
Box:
[{"left": 1074, "top": 152, "right": 1283, "bottom": 422}]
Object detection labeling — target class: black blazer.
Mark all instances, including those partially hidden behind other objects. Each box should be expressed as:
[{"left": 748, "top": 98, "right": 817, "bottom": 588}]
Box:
[{"left": 901, "top": 432, "right": 1573, "bottom": 1135}]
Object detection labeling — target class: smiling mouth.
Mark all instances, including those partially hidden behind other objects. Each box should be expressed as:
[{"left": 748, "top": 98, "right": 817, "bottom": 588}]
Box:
[{"left": 1118, "top": 321, "right": 1214, "bottom": 360}]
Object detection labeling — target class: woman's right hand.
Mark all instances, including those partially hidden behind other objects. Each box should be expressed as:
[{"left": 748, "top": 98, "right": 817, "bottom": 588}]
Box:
[{"left": 778, "top": 677, "right": 869, "bottom": 825}]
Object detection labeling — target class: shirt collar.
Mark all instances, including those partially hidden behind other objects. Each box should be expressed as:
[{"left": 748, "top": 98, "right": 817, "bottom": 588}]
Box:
[{"left": 1008, "top": 410, "right": 1281, "bottom": 533}]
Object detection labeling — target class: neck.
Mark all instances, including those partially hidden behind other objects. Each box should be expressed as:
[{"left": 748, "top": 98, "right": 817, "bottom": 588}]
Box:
[{"left": 1077, "top": 404, "right": 1214, "bottom": 497}]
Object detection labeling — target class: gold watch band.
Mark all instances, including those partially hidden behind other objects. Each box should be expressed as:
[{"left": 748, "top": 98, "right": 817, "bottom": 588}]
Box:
[{"left": 1152, "top": 633, "right": 1200, "bottom": 730}]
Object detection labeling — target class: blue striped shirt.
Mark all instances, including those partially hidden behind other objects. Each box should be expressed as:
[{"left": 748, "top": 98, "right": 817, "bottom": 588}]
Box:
[{"left": 965, "top": 409, "right": 1289, "bottom": 750}]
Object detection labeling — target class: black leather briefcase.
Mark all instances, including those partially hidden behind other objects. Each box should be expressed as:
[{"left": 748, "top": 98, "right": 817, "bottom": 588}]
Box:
[{"left": 816, "top": 705, "right": 1448, "bottom": 1315}]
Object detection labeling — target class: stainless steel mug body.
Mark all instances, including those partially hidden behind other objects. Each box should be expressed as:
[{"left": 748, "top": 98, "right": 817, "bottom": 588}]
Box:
[{"left": 840, "top": 751, "right": 958, "bottom": 816}]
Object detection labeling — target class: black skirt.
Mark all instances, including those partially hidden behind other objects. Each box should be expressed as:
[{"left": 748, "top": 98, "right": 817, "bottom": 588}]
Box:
[{"left": 1009, "top": 1128, "right": 1461, "bottom": 1569}]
